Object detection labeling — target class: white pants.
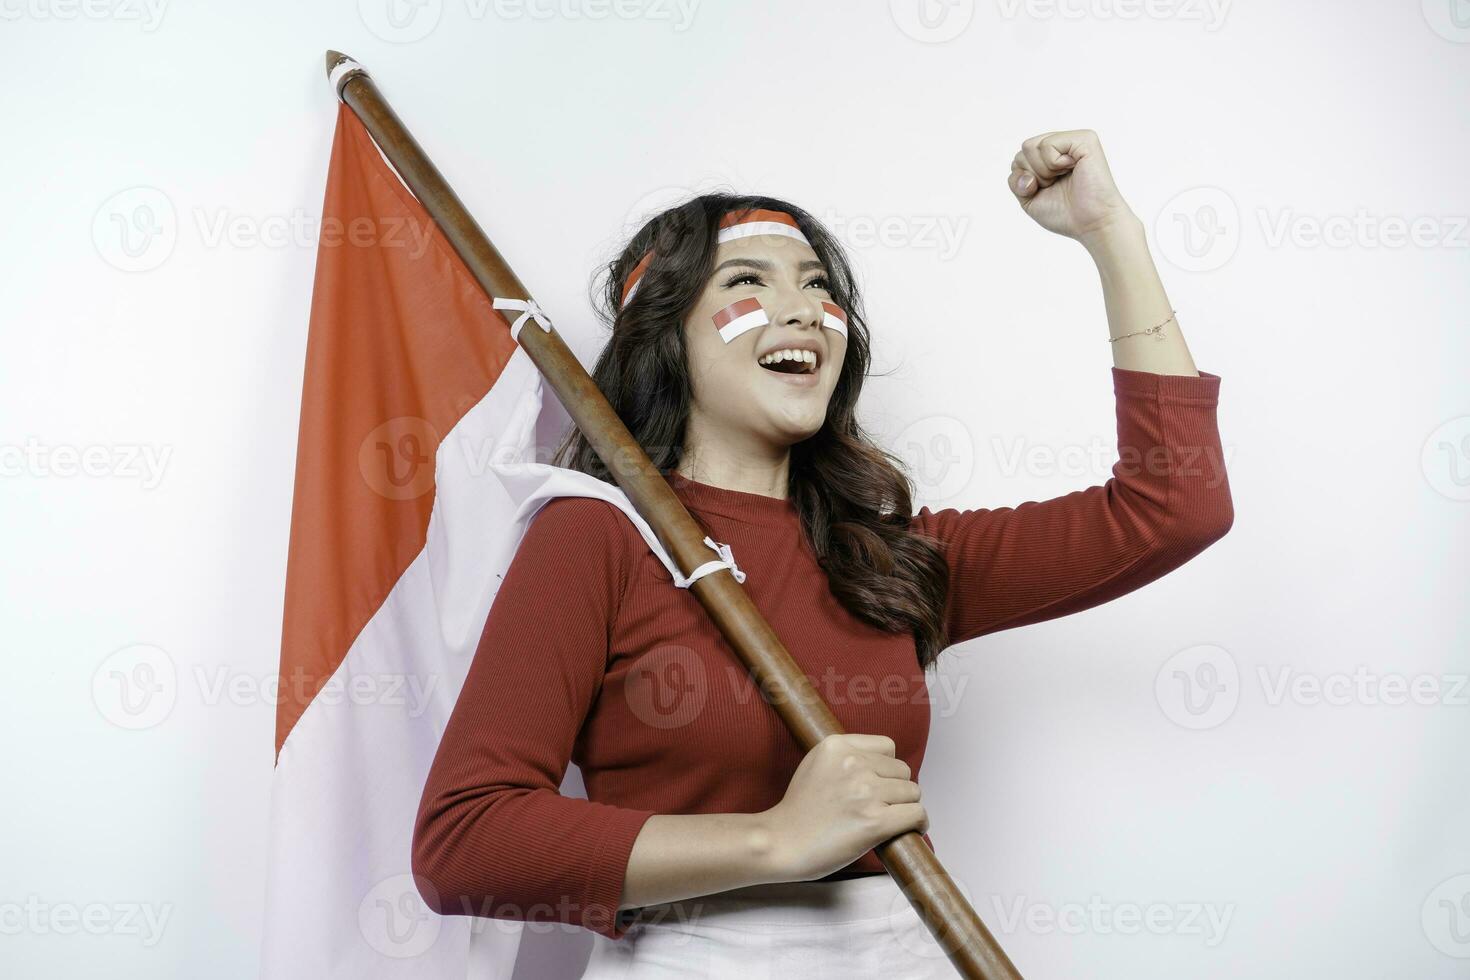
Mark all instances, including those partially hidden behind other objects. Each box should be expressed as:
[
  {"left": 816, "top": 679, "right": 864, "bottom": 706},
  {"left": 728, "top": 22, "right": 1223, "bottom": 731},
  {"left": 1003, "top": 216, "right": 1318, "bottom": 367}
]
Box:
[{"left": 578, "top": 873, "right": 959, "bottom": 979}]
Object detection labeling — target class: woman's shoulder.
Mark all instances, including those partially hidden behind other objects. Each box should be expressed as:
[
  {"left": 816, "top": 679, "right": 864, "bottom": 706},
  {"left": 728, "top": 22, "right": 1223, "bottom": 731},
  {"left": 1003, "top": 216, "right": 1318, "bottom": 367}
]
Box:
[
  {"left": 523, "top": 494, "right": 644, "bottom": 566},
  {"left": 514, "top": 495, "right": 645, "bottom": 610},
  {"left": 528, "top": 494, "right": 636, "bottom": 537}
]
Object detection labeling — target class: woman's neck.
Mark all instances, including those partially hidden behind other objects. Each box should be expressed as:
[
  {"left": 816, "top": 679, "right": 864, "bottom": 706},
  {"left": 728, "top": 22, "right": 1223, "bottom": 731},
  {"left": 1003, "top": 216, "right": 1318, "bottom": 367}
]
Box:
[{"left": 674, "top": 451, "right": 792, "bottom": 501}]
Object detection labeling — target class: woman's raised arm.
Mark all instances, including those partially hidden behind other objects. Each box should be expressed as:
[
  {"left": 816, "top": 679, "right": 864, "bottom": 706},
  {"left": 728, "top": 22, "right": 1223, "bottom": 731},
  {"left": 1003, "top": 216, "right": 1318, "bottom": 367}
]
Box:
[
  {"left": 912, "top": 366, "right": 1233, "bottom": 648},
  {"left": 910, "top": 129, "right": 1235, "bottom": 648}
]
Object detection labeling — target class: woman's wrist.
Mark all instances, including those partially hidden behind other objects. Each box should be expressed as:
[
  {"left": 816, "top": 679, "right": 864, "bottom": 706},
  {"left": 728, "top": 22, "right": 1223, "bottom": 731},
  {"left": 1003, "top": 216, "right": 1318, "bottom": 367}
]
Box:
[
  {"left": 748, "top": 807, "right": 798, "bottom": 884},
  {"left": 619, "top": 809, "right": 798, "bottom": 910},
  {"left": 1079, "top": 211, "right": 1146, "bottom": 265}
]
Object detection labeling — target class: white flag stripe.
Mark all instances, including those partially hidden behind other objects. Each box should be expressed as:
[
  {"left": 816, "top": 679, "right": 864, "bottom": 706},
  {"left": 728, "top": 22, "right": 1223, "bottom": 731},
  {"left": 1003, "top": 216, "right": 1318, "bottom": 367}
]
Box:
[
  {"left": 714, "top": 221, "right": 810, "bottom": 245},
  {"left": 821, "top": 310, "right": 848, "bottom": 338},
  {"left": 717, "top": 306, "right": 770, "bottom": 343},
  {"left": 263, "top": 347, "right": 707, "bottom": 977}
]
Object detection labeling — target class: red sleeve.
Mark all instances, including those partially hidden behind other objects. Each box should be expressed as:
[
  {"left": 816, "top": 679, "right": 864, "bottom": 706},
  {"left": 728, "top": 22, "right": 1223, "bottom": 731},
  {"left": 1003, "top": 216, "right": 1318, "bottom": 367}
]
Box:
[
  {"left": 411, "top": 495, "right": 658, "bottom": 941},
  {"left": 910, "top": 367, "right": 1234, "bottom": 647}
]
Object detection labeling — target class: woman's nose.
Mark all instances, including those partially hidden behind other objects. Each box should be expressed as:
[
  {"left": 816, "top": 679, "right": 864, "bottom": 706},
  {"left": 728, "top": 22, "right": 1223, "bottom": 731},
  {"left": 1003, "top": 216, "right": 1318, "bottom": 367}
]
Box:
[{"left": 768, "top": 285, "right": 823, "bottom": 329}]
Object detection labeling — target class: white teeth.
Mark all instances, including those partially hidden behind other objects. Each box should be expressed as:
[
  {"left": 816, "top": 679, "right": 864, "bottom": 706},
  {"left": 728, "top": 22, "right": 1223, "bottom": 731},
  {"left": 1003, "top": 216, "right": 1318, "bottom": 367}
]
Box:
[{"left": 758, "top": 348, "right": 817, "bottom": 371}]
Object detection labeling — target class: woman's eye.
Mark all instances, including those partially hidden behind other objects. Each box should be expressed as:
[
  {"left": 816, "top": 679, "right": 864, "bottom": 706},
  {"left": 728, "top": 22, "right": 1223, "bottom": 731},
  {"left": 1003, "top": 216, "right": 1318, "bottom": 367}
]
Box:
[{"left": 722, "top": 272, "right": 831, "bottom": 290}]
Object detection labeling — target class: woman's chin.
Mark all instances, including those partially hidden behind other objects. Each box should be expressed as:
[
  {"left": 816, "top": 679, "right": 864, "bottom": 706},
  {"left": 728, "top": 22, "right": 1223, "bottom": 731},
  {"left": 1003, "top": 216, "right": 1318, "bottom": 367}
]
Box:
[{"left": 756, "top": 410, "right": 826, "bottom": 446}]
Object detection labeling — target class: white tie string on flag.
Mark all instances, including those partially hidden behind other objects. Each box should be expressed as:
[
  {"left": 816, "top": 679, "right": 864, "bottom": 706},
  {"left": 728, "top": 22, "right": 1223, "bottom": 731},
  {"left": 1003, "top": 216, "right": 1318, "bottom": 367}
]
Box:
[{"left": 491, "top": 297, "right": 555, "bottom": 342}]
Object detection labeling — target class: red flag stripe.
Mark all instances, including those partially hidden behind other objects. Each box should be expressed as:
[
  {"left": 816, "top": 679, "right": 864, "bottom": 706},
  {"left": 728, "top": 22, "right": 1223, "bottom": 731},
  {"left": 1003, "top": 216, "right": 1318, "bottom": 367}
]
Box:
[
  {"left": 715, "top": 208, "right": 801, "bottom": 231},
  {"left": 274, "top": 104, "right": 519, "bottom": 759},
  {"left": 712, "top": 297, "right": 765, "bottom": 330}
]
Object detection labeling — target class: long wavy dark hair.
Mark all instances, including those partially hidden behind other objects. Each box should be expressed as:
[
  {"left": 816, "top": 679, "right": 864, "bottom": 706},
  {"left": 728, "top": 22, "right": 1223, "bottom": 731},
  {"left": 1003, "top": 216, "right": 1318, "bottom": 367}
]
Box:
[{"left": 552, "top": 192, "right": 952, "bottom": 670}]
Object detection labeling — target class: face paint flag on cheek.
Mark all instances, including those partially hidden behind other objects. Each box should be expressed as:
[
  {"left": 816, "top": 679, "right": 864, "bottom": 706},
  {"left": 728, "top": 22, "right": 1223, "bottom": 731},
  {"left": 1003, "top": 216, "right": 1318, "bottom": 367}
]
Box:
[
  {"left": 711, "top": 297, "right": 770, "bottom": 343},
  {"left": 820, "top": 301, "right": 849, "bottom": 339},
  {"left": 713, "top": 297, "right": 847, "bottom": 345}
]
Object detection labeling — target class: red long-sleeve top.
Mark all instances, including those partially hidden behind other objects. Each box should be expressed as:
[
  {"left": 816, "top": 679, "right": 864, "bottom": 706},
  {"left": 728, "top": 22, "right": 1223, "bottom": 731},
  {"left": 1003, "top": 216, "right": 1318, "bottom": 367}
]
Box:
[{"left": 412, "top": 366, "right": 1233, "bottom": 940}]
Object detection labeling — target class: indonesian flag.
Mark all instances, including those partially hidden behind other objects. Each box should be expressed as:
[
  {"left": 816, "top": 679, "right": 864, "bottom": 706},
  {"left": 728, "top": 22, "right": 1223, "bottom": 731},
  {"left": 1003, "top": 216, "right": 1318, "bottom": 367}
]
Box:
[
  {"left": 711, "top": 296, "right": 769, "bottom": 342},
  {"left": 262, "top": 103, "right": 686, "bottom": 977}
]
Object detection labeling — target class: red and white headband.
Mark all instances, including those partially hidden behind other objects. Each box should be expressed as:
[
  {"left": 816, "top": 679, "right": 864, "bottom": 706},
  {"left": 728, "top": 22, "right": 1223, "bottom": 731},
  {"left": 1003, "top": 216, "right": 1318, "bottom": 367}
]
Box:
[{"left": 620, "top": 208, "right": 812, "bottom": 309}]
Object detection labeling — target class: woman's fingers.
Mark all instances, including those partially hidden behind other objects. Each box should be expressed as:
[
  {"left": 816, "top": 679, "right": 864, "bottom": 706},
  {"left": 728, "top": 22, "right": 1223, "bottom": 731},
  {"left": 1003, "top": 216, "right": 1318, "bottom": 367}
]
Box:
[
  {"left": 1038, "top": 138, "right": 1075, "bottom": 174},
  {"left": 829, "top": 732, "right": 896, "bottom": 757},
  {"left": 1011, "top": 130, "right": 1097, "bottom": 201},
  {"left": 1020, "top": 136, "right": 1060, "bottom": 185},
  {"left": 866, "top": 754, "right": 913, "bottom": 781},
  {"left": 882, "top": 801, "right": 930, "bottom": 836},
  {"left": 1010, "top": 154, "right": 1039, "bottom": 198},
  {"left": 872, "top": 775, "right": 923, "bottom": 806},
  {"left": 1026, "top": 131, "right": 1091, "bottom": 176}
]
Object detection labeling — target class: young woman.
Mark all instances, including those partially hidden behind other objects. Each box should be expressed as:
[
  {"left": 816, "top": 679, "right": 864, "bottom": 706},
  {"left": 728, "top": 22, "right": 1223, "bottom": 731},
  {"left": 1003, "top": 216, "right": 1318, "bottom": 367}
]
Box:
[{"left": 412, "top": 130, "right": 1234, "bottom": 977}]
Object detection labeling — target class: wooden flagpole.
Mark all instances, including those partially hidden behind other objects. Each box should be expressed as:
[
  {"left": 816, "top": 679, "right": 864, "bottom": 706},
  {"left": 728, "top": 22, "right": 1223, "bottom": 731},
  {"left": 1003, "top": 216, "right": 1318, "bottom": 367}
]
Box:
[{"left": 324, "top": 50, "right": 1022, "bottom": 980}]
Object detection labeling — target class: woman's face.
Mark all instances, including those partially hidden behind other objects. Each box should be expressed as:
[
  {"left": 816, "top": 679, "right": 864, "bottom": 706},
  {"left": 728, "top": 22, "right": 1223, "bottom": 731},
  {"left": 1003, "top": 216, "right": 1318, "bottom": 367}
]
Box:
[{"left": 680, "top": 231, "right": 848, "bottom": 452}]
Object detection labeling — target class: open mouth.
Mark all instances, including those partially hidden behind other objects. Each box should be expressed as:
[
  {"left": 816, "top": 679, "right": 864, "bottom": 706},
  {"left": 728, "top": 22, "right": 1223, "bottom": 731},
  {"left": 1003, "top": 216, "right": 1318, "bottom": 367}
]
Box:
[{"left": 757, "top": 349, "right": 819, "bottom": 376}]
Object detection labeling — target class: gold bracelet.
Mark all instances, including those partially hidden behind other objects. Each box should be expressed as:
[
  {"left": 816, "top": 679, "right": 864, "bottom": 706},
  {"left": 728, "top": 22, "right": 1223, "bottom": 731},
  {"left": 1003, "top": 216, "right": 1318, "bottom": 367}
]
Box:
[{"left": 1109, "top": 309, "right": 1176, "bottom": 343}]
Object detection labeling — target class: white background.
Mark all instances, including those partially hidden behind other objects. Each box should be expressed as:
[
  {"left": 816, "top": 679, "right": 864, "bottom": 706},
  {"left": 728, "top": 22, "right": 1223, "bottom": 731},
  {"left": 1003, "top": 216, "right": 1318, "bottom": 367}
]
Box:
[{"left": 2, "top": 1, "right": 1467, "bottom": 977}]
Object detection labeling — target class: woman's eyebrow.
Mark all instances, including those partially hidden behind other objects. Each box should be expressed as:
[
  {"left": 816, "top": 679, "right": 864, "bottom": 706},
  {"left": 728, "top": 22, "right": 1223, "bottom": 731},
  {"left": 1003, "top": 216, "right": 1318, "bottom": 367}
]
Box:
[{"left": 712, "top": 257, "right": 828, "bottom": 275}]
